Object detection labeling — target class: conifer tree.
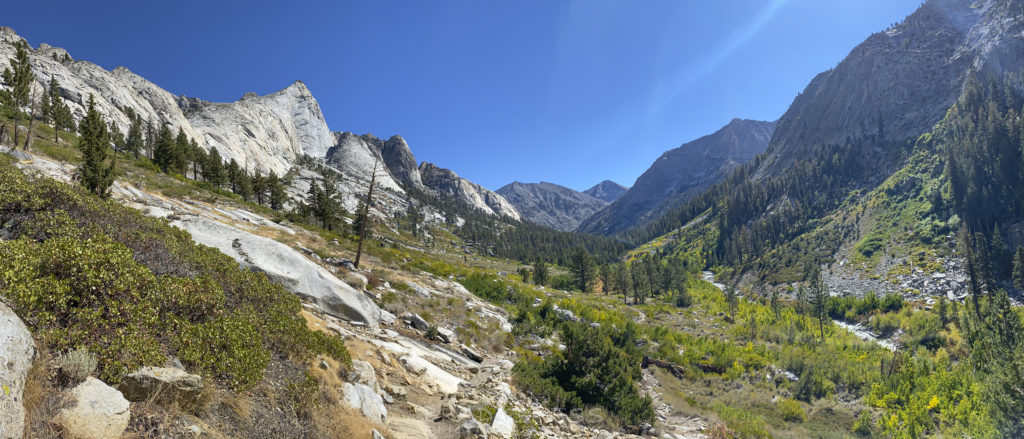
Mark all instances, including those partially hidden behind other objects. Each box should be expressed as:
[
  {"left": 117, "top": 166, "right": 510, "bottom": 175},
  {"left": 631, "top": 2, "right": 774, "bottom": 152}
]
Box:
[
  {"left": 153, "top": 125, "right": 175, "bottom": 173},
  {"left": 532, "top": 259, "right": 549, "bottom": 286},
  {"left": 808, "top": 266, "right": 829, "bottom": 341},
  {"left": 252, "top": 173, "right": 266, "bottom": 205},
  {"left": 188, "top": 139, "right": 204, "bottom": 180},
  {"left": 600, "top": 264, "right": 612, "bottom": 295},
  {"left": 172, "top": 128, "right": 189, "bottom": 174},
  {"left": 124, "top": 111, "right": 144, "bottom": 159},
  {"left": 1013, "top": 246, "right": 1024, "bottom": 291},
  {"left": 614, "top": 263, "right": 630, "bottom": 305},
  {"left": 203, "top": 148, "right": 226, "bottom": 187},
  {"left": 267, "top": 171, "right": 285, "bottom": 210},
  {"left": 76, "top": 95, "right": 116, "bottom": 197},
  {"left": 569, "top": 248, "right": 596, "bottom": 293},
  {"left": 1, "top": 41, "right": 34, "bottom": 148},
  {"left": 725, "top": 285, "right": 738, "bottom": 323},
  {"left": 41, "top": 76, "right": 54, "bottom": 124}
]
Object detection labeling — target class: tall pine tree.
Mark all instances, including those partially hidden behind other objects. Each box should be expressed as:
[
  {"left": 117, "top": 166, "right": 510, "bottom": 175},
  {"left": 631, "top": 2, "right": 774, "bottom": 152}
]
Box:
[
  {"left": 76, "top": 95, "right": 116, "bottom": 197},
  {"left": 1, "top": 40, "right": 34, "bottom": 148}
]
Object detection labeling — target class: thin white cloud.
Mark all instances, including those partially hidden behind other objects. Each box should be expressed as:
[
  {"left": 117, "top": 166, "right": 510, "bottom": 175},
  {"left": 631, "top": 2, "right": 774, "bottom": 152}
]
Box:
[{"left": 649, "top": 0, "right": 788, "bottom": 115}]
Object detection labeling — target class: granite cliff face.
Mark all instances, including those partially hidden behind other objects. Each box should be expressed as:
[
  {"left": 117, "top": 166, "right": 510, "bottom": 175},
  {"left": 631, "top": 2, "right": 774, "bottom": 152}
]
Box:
[
  {"left": 419, "top": 163, "right": 520, "bottom": 220},
  {"left": 754, "top": 0, "right": 1024, "bottom": 178},
  {"left": 583, "top": 180, "right": 628, "bottom": 203},
  {"left": 0, "top": 27, "right": 332, "bottom": 177},
  {"left": 496, "top": 181, "right": 607, "bottom": 231},
  {"left": 578, "top": 119, "right": 775, "bottom": 235},
  {"left": 183, "top": 81, "right": 335, "bottom": 176}
]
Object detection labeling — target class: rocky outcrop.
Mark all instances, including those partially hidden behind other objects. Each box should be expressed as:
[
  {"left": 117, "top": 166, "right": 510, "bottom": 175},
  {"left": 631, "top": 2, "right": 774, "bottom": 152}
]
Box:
[
  {"left": 379, "top": 135, "right": 424, "bottom": 189},
  {"left": 0, "top": 28, "right": 330, "bottom": 177},
  {"left": 169, "top": 214, "right": 387, "bottom": 327},
  {"left": 419, "top": 162, "right": 520, "bottom": 220},
  {"left": 117, "top": 366, "right": 203, "bottom": 405},
  {"left": 185, "top": 81, "right": 335, "bottom": 175},
  {"left": 490, "top": 407, "right": 516, "bottom": 438},
  {"left": 578, "top": 119, "right": 775, "bottom": 235},
  {"left": 325, "top": 132, "right": 404, "bottom": 193},
  {"left": 56, "top": 378, "right": 130, "bottom": 439},
  {"left": 582, "top": 180, "right": 628, "bottom": 203},
  {"left": 496, "top": 181, "right": 608, "bottom": 231},
  {"left": 0, "top": 301, "right": 35, "bottom": 439}
]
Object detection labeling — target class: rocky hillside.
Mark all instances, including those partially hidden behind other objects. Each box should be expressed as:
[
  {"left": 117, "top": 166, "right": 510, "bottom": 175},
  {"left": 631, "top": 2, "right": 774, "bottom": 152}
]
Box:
[
  {"left": 753, "top": 0, "right": 1020, "bottom": 178},
  {"left": 578, "top": 118, "right": 774, "bottom": 235},
  {"left": 496, "top": 181, "right": 608, "bottom": 231},
  {"left": 583, "top": 180, "right": 628, "bottom": 203},
  {"left": 419, "top": 162, "right": 521, "bottom": 220}
]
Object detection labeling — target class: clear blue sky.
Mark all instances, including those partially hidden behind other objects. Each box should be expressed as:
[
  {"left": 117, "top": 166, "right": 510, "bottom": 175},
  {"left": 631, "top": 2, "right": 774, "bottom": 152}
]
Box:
[{"left": 7, "top": 0, "right": 921, "bottom": 191}]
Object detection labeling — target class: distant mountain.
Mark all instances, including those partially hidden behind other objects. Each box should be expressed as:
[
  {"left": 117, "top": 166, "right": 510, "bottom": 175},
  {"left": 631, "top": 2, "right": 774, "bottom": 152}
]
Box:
[
  {"left": 578, "top": 119, "right": 775, "bottom": 235},
  {"left": 583, "top": 180, "right": 628, "bottom": 203},
  {"left": 496, "top": 182, "right": 607, "bottom": 231}
]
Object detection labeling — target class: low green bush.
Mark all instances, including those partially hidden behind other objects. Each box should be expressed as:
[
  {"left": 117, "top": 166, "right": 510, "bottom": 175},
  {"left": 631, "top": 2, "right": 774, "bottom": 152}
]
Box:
[
  {"left": 0, "top": 157, "right": 349, "bottom": 390},
  {"left": 779, "top": 398, "right": 806, "bottom": 423}
]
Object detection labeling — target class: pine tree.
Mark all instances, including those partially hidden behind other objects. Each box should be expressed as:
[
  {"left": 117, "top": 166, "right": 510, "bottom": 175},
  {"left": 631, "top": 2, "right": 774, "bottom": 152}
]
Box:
[
  {"left": 569, "top": 248, "right": 596, "bottom": 293},
  {"left": 600, "top": 264, "right": 612, "bottom": 295},
  {"left": 76, "top": 95, "right": 116, "bottom": 197},
  {"left": 188, "top": 140, "right": 204, "bottom": 180},
  {"left": 123, "top": 111, "right": 142, "bottom": 158},
  {"left": 771, "top": 290, "right": 781, "bottom": 322},
  {"left": 1013, "top": 246, "right": 1024, "bottom": 291},
  {"left": 532, "top": 259, "right": 549, "bottom": 286},
  {"left": 725, "top": 285, "right": 738, "bottom": 323},
  {"left": 172, "top": 128, "right": 189, "bottom": 174},
  {"left": 153, "top": 125, "right": 175, "bottom": 173},
  {"left": 1, "top": 41, "right": 34, "bottom": 148},
  {"left": 203, "top": 148, "right": 226, "bottom": 187},
  {"left": 808, "top": 266, "right": 829, "bottom": 341},
  {"left": 614, "top": 263, "right": 630, "bottom": 305},
  {"left": 252, "top": 173, "right": 266, "bottom": 205},
  {"left": 41, "top": 76, "right": 56, "bottom": 126},
  {"left": 991, "top": 225, "right": 1010, "bottom": 278},
  {"left": 227, "top": 159, "right": 242, "bottom": 193},
  {"left": 267, "top": 172, "right": 285, "bottom": 210}
]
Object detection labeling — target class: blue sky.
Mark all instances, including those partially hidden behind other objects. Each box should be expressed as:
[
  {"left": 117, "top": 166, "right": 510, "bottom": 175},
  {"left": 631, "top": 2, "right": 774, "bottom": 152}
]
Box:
[{"left": 7, "top": 0, "right": 921, "bottom": 191}]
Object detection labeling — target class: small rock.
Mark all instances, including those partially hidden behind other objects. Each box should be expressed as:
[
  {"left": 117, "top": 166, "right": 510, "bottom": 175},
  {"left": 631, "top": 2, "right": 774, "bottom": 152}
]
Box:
[
  {"left": 461, "top": 345, "right": 484, "bottom": 363},
  {"left": 490, "top": 407, "right": 516, "bottom": 438},
  {"left": 405, "top": 402, "right": 432, "bottom": 417},
  {"left": 460, "top": 419, "right": 489, "bottom": 439},
  {"left": 57, "top": 377, "right": 131, "bottom": 439},
  {"left": 117, "top": 366, "right": 203, "bottom": 405},
  {"left": 436, "top": 327, "right": 456, "bottom": 344},
  {"left": 372, "top": 429, "right": 385, "bottom": 439},
  {"left": 409, "top": 314, "right": 430, "bottom": 331},
  {"left": 498, "top": 359, "right": 514, "bottom": 371}
]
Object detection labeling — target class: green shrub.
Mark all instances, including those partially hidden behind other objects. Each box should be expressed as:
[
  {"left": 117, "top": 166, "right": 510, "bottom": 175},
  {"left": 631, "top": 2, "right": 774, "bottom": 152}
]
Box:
[
  {"left": 56, "top": 347, "right": 98, "bottom": 386},
  {"left": 0, "top": 158, "right": 349, "bottom": 389},
  {"left": 856, "top": 234, "right": 885, "bottom": 257},
  {"left": 779, "top": 398, "right": 806, "bottom": 423}
]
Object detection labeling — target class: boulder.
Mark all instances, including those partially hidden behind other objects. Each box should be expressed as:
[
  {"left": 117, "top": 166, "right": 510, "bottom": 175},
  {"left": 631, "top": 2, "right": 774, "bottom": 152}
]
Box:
[
  {"left": 347, "top": 360, "right": 378, "bottom": 391},
  {"left": 387, "top": 418, "right": 435, "bottom": 439},
  {"left": 56, "top": 378, "right": 130, "bottom": 439},
  {"left": 490, "top": 407, "right": 516, "bottom": 439},
  {"left": 342, "top": 382, "right": 387, "bottom": 423},
  {"left": 170, "top": 215, "right": 385, "bottom": 327},
  {"left": 409, "top": 314, "right": 430, "bottom": 331},
  {"left": 0, "top": 302, "right": 36, "bottom": 439},
  {"left": 460, "top": 345, "right": 484, "bottom": 363},
  {"left": 399, "top": 356, "right": 465, "bottom": 394},
  {"left": 117, "top": 366, "right": 202, "bottom": 405},
  {"left": 459, "top": 418, "right": 488, "bottom": 439},
  {"left": 436, "top": 327, "right": 456, "bottom": 344}
]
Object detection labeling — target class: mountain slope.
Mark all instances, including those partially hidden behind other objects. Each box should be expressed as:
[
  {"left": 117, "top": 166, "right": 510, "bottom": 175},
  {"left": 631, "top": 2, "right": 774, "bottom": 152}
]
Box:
[
  {"left": 583, "top": 180, "right": 628, "bottom": 203},
  {"left": 578, "top": 119, "right": 774, "bottom": 235},
  {"left": 419, "top": 162, "right": 520, "bottom": 220},
  {"left": 496, "top": 181, "right": 607, "bottom": 231},
  {"left": 754, "top": 0, "right": 984, "bottom": 178}
]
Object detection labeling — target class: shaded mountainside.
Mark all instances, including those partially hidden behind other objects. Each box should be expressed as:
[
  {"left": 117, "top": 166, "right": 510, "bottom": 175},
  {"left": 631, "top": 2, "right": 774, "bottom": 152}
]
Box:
[
  {"left": 496, "top": 181, "right": 607, "bottom": 231},
  {"left": 754, "top": 0, "right": 990, "bottom": 179},
  {"left": 578, "top": 118, "right": 774, "bottom": 236},
  {"left": 583, "top": 180, "right": 628, "bottom": 203}
]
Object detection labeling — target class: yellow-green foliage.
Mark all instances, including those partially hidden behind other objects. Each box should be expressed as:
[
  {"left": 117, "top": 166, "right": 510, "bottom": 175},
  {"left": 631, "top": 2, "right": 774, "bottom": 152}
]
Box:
[
  {"left": 0, "top": 157, "right": 349, "bottom": 389},
  {"left": 779, "top": 398, "right": 806, "bottom": 423}
]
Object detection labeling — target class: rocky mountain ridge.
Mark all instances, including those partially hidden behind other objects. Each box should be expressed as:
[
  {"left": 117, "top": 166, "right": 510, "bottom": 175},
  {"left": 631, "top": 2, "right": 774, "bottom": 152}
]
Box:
[
  {"left": 496, "top": 181, "right": 608, "bottom": 231},
  {"left": 583, "top": 180, "right": 628, "bottom": 203},
  {"left": 578, "top": 118, "right": 775, "bottom": 235}
]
